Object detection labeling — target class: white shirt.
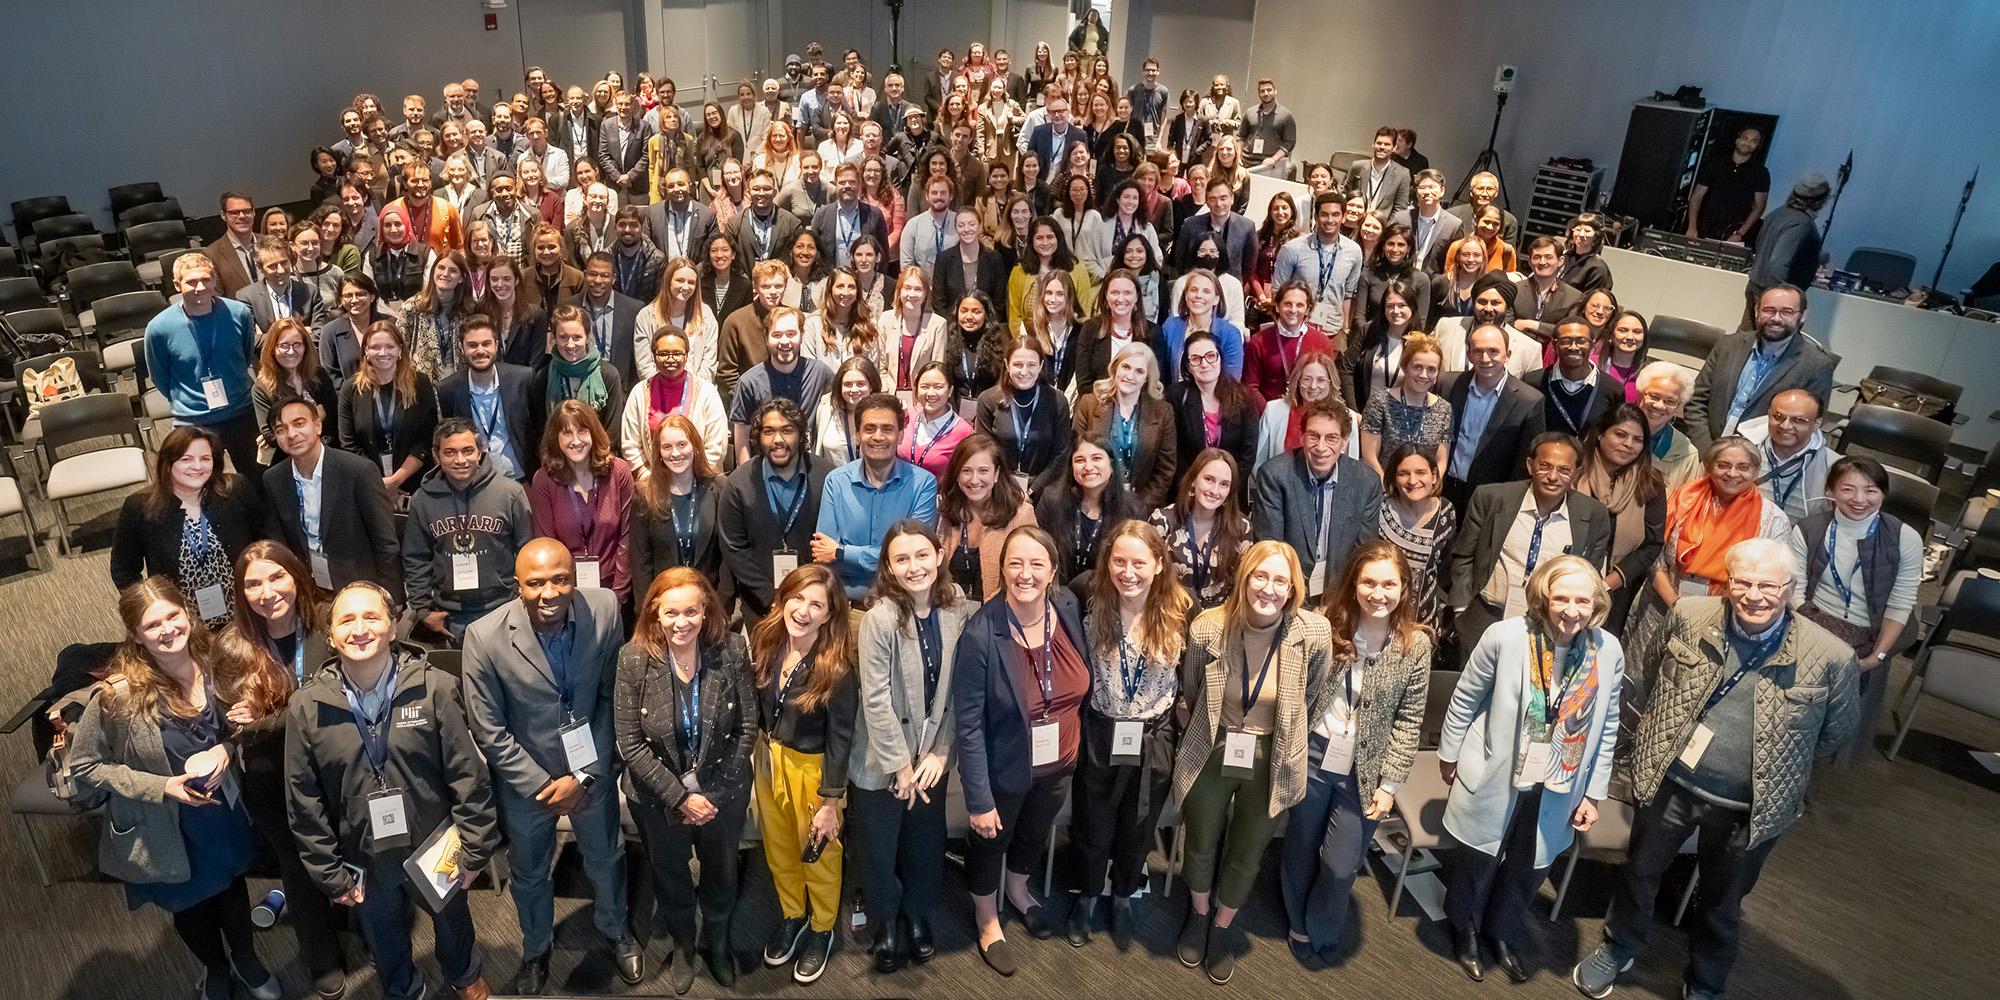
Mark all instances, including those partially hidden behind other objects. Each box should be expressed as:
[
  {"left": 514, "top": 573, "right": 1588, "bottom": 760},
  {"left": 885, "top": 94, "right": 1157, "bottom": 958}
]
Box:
[
  {"left": 290, "top": 445, "right": 327, "bottom": 553},
  {"left": 1482, "top": 492, "right": 1574, "bottom": 617}
]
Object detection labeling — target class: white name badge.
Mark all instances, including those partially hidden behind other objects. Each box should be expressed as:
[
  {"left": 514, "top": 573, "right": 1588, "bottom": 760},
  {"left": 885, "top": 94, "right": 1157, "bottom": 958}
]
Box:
[
  {"left": 1031, "top": 721, "right": 1060, "bottom": 767},
  {"left": 1678, "top": 723, "right": 1715, "bottom": 769},
  {"left": 1320, "top": 731, "right": 1356, "bottom": 774},
  {"left": 194, "top": 584, "right": 228, "bottom": 621},
  {"left": 1308, "top": 560, "right": 1328, "bottom": 598},
  {"left": 1251, "top": 136, "right": 1266, "bottom": 156},
  {"left": 380, "top": 453, "right": 396, "bottom": 476},
  {"left": 1519, "top": 740, "right": 1552, "bottom": 787},
  {"left": 367, "top": 788, "right": 411, "bottom": 845},
  {"left": 1143, "top": 119, "right": 1156, "bottom": 139},
  {"left": 771, "top": 550, "right": 800, "bottom": 584},
  {"left": 451, "top": 552, "right": 480, "bottom": 591},
  {"left": 575, "top": 559, "right": 602, "bottom": 590},
  {"left": 560, "top": 719, "right": 599, "bottom": 772},
  {"left": 1111, "top": 720, "right": 1144, "bottom": 764},
  {"left": 201, "top": 378, "right": 230, "bottom": 408},
  {"left": 1222, "top": 729, "right": 1257, "bottom": 773},
  {"left": 1311, "top": 299, "right": 1344, "bottom": 330},
  {"left": 310, "top": 551, "right": 332, "bottom": 588}
]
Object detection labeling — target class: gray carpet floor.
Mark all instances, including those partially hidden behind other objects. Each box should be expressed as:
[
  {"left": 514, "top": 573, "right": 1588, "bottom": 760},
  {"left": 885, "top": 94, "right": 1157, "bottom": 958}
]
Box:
[{"left": 1, "top": 495, "right": 1996, "bottom": 999}]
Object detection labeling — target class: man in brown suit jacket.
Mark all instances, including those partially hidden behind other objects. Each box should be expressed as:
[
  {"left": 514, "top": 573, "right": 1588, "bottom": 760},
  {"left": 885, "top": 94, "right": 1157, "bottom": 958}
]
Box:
[{"left": 202, "top": 191, "right": 260, "bottom": 298}]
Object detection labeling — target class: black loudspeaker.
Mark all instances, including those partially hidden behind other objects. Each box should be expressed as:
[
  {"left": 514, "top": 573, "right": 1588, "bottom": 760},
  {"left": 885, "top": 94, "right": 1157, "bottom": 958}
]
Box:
[{"left": 1607, "top": 102, "right": 1712, "bottom": 230}]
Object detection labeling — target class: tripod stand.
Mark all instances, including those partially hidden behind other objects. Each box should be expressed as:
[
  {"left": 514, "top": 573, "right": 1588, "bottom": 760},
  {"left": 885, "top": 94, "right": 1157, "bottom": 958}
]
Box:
[{"left": 1452, "top": 91, "right": 1511, "bottom": 209}]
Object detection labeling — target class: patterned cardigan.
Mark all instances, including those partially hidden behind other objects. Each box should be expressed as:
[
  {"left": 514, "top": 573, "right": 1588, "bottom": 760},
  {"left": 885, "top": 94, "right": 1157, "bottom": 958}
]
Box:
[
  {"left": 1342, "top": 630, "right": 1435, "bottom": 800},
  {"left": 1172, "top": 607, "right": 1333, "bottom": 817},
  {"left": 1628, "top": 597, "right": 1859, "bottom": 848}
]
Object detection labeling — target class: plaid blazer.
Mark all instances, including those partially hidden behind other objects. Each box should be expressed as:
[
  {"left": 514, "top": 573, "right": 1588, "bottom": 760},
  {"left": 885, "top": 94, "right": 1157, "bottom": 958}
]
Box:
[{"left": 1172, "top": 607, "right": 1333, "bottom": 816}]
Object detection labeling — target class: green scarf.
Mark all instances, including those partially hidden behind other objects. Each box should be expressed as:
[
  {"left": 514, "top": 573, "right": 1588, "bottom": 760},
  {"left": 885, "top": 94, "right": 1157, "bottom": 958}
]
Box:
[{"left": 548, "top": 347, "right": 608, "bottom": 410}]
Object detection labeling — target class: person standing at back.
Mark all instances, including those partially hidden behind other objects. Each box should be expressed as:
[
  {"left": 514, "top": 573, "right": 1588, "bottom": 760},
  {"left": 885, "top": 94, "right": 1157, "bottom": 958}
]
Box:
[
  {"left": 147, "top": 253, "right": 265, "bottom": 486},
  {"left": 1742, "top": 175, "right": 1827, "bottom": 327}
]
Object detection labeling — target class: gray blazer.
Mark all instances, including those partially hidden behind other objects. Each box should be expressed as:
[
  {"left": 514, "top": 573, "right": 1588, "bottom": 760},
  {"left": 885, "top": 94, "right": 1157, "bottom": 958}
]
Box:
[
  {"left": 1251, "top": 452, "right": 1384, "bottom": 588},
  {"left": 851, "top": 599, "right": 970, "bottom": 791},
  {"left": 459, "top": 588, "right": 624, "bottom": 799},
  {"left": 238, "top": 277, "right": 331, "bottom": 335},
  {"left": 1392, "top": 206, "right": 1465, "bottom": 274},
  {"left": 1335, "top": 630, "right": 1434, "bottom": 800},
  {"left": 1683, "top": 331, "right": 1839, "bottom": 450},
  {"left": 1351, "top": 159, "right": 1413, "bottom": 216},
  {"left": 67, "top": 684, "right": 188, "bottom": 884}
]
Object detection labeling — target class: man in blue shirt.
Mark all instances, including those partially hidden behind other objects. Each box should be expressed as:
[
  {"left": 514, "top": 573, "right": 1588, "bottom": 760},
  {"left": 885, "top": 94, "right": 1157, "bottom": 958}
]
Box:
[
  {"left": 1272, "top": 192, "right": 1364, "bottom": 331},
  {"left": 144, "top": 252, "right": 264, "bottom": 485},
  {"left": 811, "top": 393, "right": 937, "bottom": 599}
]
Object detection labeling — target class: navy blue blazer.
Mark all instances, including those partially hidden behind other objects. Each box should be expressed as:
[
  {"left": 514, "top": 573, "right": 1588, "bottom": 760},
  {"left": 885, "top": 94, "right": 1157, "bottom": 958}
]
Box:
[{"left": 952, "top": 588, "right": 1089, "bottom": 815}]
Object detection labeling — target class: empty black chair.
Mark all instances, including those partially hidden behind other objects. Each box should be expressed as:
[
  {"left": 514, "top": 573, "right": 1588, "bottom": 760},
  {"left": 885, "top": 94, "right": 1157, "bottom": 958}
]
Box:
[
  {"left": 1844, "top": 247, "right": 1917, "bottom": 293},
  {"left": 124, "top": 219, "right": 190, "bottom": 268},
  {"left": 1883, "top": 474, "right": 1939, "bottom": 540},
  {"left": 1860, "top": 365, "right": 1962, "bottom": 425},
  {"left": 31, "top": 215, "right": 96, "bottom": 245},
  {"left": 10, "top": 197, "right": 72, "bottom": 244},
  {"left": 0, "top": 277, "right": 47, "bottom": 314},
  {"left": 1838, "top": 403, "right": 1954, "bottom": 482},
  {"left": 107, "top": 183, "right": 166, "bottom": 222},
  {"left": 0, "top": 247, "right": 20, "bottom": 278},
  {"left": 1647, "top": 314, "right": 1726, "bottom": 364},
  {"left": 86, "top": 290, "right": 166, "bottom": 345},
  {"left": 64, "top": 261, "right": 143, "bottom": 323},
  {"left": 3, "top": 309, "right": 68, "bottom": 344},
  {"left": 117, "top": 199, "right": 183, "bottom": 230}
]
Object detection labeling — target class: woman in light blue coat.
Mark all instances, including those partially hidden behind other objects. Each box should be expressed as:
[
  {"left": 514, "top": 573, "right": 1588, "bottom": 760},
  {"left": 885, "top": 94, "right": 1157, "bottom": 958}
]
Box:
[{"left": 1437, "top": 555, "right": 1622, "bottom": 985}]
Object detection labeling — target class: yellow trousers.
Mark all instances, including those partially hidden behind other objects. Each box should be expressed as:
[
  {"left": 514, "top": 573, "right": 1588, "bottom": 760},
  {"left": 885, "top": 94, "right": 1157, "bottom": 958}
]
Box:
[{"left": 756, "top": 740, "right": 844, "bottom": 931}]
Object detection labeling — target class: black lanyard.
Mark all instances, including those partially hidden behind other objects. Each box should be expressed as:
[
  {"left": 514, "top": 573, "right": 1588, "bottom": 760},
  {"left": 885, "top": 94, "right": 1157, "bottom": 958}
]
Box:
[
  {"left": 1007, "top": 599, "right": 1057, "bottom": 718},
  {"left": 1240, "top": 618, "right": 1286, "bottom": 715},
  {"left": 1700, "top": 620, "right": 1785, "bottom": 720},
  {"left": 670, "top": 485, "right": 700, "bottom": 562},
  {"left": 343, "top": 659, "right": 400, "bottom": 783},
  {"left": 1183, "top": 512, "right": 1219, "bottom": 595},
  {"left": 1009, "top": 388, "right": 1042, "bottom": 472},
  {"left": 1117, "top": 633, "right": 1143, "bottom": 703},
  {"left": 914, "top": 611, "right": 943, "bottom": 707},
  {"left": 767, "top": 459, "right": 810, "bottom": 538}
]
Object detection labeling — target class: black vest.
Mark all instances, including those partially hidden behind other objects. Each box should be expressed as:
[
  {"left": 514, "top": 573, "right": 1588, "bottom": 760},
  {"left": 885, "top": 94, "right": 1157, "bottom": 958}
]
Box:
[{"left": 1800, "top": 510, "right": 1902, "bottom": 631}]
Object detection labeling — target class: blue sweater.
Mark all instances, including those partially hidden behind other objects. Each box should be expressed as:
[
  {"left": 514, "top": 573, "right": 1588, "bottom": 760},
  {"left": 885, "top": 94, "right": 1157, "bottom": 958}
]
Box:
[
  {"left": 815, "top": 458, "right": 938, "bottom": 597},
  {"left": 143, "top": 298, "right": 258, "bottom": 423}
]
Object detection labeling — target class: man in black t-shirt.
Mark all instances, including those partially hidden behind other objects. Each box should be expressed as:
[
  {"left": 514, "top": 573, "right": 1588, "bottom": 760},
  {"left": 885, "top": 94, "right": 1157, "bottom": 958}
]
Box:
[{"left": 1686, "top": 126, "right": 1771, "bottom": 242}]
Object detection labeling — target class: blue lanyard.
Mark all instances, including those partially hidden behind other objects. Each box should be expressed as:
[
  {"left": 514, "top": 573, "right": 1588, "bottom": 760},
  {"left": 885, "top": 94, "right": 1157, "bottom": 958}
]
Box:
[
  {"left": 615, "top": 250, "right": 638, "bottom": 291},
  {"left": 1761, "top": 444, "right": 1812, "bottom": 510},
  {"left": 470, "top": 386, "right": 502, "bottom": 441},
  {"left": 1311, "top": 234, "right": 1341, "bottom": 302},
  {"left": 1184, "top": 513, "right": 1219, "bottom": 595},
  {"left": 670, "top": 486, "right": 699, "bottom": 561},
  {"left": 1822, "top": 517, "right": 1875, "bottom": 611},
  {"left": 1006, "top": 599, "right": 1057, "bottom": 718},
  {"left": 343, "top": 658, "right": 400, "bottom": 780},
  {"left": 914, "top": 611, "right": 943, "bottom": 707},
  {"left": 673, "top": 652, "right": 703, "bottom": 758},
  {"left": 1525, "top": 507, "right": 1560, "bottom": 575},
  {"left": 912, "top": 412, "right": 958, "bottom": 466},
  {"left": 1701, "top": 619, "right": 1786, "bottom": 718},
  {"left": 1111, "top": 406, "right": 1138, "bottom": 473},
  {"left": 1117, "top": 634, "right": 1142, "bottom": 703},
  {"left": 184, "top": 510, "right": 216, "bottom": 565},
  {"left": 837, "top": 208, "right": 858, "bottom": 255},
  {"left": 766, "top": 459, "right": 811, "bottom": 537},
  {"left": 1009, "top": 388, "right": 1042, "bottom": 472},
  {"left": 752, "top": 213, "right": 774, "bottom": 255},
  {"left": 1240, "top": 617, "right": 1286, "bottom": 712}
]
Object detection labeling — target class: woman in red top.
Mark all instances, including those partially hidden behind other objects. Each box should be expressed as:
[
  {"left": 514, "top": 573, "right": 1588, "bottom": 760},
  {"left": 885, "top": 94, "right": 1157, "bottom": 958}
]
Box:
[{"left": 526, "top": 400, "right": 636, "bottom": 606}]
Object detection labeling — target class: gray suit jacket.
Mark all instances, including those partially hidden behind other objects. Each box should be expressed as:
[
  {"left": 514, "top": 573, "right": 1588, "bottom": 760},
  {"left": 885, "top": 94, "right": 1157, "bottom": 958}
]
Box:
[
  {"left": 640, "top": 200, "right": 718, "bottom": 262},
  {"left": 67, "top": 685, "right": 188, "bottom": 884},
  {"left": 1351, "top": 159, "right": 1413, "bottom": 216},
  {"left": 1683, "top": 331, "right": 1838, "bottom": 450},
  {"left": 1444, "top": 480, "right": 1615, "bottom": 610},
  {"left": 1392, "top": 206, "right": 1464, "bottom": 274},
  {"left": 460, "top": 588, "right": 624, "bottom": 800},
  {"left": 851, "top": 600, "right": 969, "bottom": 791},
  {"left": 237, "top": 277, "right": 330, "bottom": 335},
  {"left": 1251, "top": 452, "right": 1384, "bottom": 586}
]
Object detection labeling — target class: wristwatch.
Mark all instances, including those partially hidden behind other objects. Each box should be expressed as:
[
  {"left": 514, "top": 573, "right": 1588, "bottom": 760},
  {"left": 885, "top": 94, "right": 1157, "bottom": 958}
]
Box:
[{"left": 577, "top": 773, "right": 597, "bottom": 789}]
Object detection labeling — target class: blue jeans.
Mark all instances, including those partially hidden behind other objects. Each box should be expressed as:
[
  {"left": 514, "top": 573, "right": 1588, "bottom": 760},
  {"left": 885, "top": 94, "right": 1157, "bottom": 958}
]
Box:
[
  {"left": 353, "top": 866, "right": 480, "bottom": 999},
  {"left": 499, "top": 777, "right": 630, "bottom": 957},
  {"left": 1280, "top": 732, "right": 1377, "bottom": 948}
]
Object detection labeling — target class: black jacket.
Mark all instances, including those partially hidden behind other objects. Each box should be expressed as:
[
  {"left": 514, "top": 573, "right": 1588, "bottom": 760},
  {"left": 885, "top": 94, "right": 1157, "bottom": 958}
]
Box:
[
  {"left": 929, "top": 245, "right": 1011, "bottom": 325},
  {"left": 952, "top": 590, "right": 1089, "bottom": 814},
  {"left": 109, "top": 484, "right": 267, "bottom": 592},
  {"left": 437, "top": 363, "right": 545, "bottom": 480},
  {"left": 336, "top": 376, "right": 440, "bottom": 488},
  {"left": 283, "top": 647, "right": 498, "bottom": 897},
  {"left": 1524, "top": 366, "right": 1624, "bottom": 439},
  {"left": 627, "top": 476, "right": 726, "bottom": 612},
  {"left": 529, "top": 356, "right": 627, "bottom": 440},
  {"left": 1166, "top": 379, "right": 1262, "bottom": 487},
  {"left": 716, "top": 456, "right": 830, "bottom": 622},
  {"left": 1437, "top": 371, "right": 1546, "bottom": 494},
  {"left": 1444, "top": 481, "right": 1616, "bottom": 610},
  {"left": 613, "top": 634, "right": 757, "bottom": 812},
  {"left": 261, "top": 447, "right": 403, "bottom": 597}
]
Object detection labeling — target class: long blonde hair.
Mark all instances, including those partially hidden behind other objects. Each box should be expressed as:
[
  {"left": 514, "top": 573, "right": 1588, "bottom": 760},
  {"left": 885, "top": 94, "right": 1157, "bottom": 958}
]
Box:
[
  {"left": 99, "top": 578, "right": 216, "bottom": 721},
  {"left": 1092, "top": 342, "right": 1164, "bottom": 404}
]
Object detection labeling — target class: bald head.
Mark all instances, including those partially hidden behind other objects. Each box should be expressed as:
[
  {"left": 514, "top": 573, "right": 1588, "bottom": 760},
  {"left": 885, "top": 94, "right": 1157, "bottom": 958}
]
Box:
[
  {"left": 517, "top": 538, "right": 578, "bottom": 629},
  {"left": 1765, "top": 388, "right": 1822, "bottom": 453}
]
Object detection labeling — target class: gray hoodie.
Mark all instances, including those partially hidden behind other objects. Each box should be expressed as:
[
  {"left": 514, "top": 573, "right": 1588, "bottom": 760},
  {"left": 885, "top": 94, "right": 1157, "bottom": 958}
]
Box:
[{"left": 403, "top": 456, "right": 535, "bottom": 617}]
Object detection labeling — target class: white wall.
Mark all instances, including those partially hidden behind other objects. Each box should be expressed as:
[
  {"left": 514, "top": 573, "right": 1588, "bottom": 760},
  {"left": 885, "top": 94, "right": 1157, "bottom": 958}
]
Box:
[
  {"left": 1121, "top": 0, "right": 1258, "bottom": 97},
  {"left": 0, "top": 0, "right": 630, "bottom": 232}
]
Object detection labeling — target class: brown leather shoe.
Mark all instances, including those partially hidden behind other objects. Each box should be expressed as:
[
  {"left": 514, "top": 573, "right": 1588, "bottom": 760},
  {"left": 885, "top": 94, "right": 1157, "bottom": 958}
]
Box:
[{"left": 456, "top": 977, "right": 492, "bottom": 1000}]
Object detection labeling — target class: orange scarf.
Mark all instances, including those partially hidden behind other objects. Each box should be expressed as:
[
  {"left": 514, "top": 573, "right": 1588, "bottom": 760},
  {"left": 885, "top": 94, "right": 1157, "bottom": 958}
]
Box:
[{"left": 1666, "top": 477, "right": 1764, "bottom": 594}]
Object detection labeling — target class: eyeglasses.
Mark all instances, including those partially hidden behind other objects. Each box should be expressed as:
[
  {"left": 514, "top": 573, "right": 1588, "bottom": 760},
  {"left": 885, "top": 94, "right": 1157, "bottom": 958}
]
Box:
[
  {"left": 1186, "top": 352, "right": 1220, "bottom": 366},
  {"left": 1756, "top": 306, "right": 1801, "bottom": 318},
  {"left": 1728, "top": 580, "right": 1790, "bottom": 598},
  {"left": 1246, "top": 570, "right": 1292, "bottom": 592},
  {"left": 1767, "top": 414, "right": 1815, "bottom": 427}
]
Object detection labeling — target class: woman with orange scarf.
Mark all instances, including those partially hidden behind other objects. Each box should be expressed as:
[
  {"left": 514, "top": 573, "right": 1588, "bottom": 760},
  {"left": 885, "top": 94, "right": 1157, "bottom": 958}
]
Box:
[
  {"left": 1442, "top": 204, "right": 1519, "bottom": 276},
  {"left": 1619, "top": 435, "right": 1792, "bottom": 693}
]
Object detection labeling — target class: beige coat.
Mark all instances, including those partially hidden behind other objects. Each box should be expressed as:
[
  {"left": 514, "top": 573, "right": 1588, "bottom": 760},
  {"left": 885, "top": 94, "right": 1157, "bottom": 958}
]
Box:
[{"left": 1172, "top": 607, "right": 1333, "bottom": 816}]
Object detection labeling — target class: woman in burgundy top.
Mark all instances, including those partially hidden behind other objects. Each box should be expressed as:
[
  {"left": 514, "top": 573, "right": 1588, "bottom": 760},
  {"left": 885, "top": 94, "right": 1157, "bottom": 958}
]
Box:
[
  {"left": 952, "top": 525, "right": 1091, "bottom": 977},
  {"left": 526, "top": 400, "right": 637, "bottom": 606}
]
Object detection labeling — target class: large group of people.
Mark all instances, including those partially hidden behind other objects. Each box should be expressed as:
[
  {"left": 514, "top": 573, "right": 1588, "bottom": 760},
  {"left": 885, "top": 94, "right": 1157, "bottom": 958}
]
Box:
[{"left": 61, "top": 34, "right": 1889, "bottom": 1000}]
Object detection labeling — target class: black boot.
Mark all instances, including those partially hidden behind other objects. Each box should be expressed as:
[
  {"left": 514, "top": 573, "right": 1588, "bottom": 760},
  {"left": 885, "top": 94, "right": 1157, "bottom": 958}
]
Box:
[
  {"left": 872, "top": 919, "right": 906, "bottom": 974},
  {"left": 905, "top": 913, "right": 936, "bottom": 963},
  {"left": 1487, "top": 936, "right": 1529, "bottom": 983},
  {"left": 1108, "top": 895, "right": 1135, "bottom": 952},
  {"left": 1066, "top": 895, "right": 1096, "bottom": 947}
]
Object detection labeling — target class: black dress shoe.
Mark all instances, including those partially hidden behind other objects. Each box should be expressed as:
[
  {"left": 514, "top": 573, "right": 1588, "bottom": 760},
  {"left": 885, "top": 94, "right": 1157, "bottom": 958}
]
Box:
[
  {"left": 1487, "top": 937, "right": 1530, "bottom": 983},
  {"left": 1288, "top": 936, "right": 1319, "bottom": 969},
  {"left": 668, "top": 946, "right": 696, "bottom": 996},
  {"left": 1017, "top": 901, "right": 1054, "bottom": 939},
  {"left": 613, "top": 936, "right": 645, "bottom": 986},
  {"left": 872, "top": 922, "right": 906, "bottom": 974},
  {"left": 1452, "top": 926, "right": 1485, "bottom": 982},
  {"left": 1066, "top": 895, "right": 1096, "bottom": 947},
  {"left": 905, "top": 914, "right": 936, "bottom": 963},
  {"left": 1176, "top": 908, "right": 1209, "bottom": 968},
  {"left": 506, "top": 953, "right": 550, "bottom": 996},
  {"left": 1108, "top": 896, "right": 1135, "bottom": 952},
  {"left": 763, "top": 916, "right": 809, "bottom": 966},
  {"left": 977, "top": 936, "right": 1018, "bottom": 977},
  {"left": 704, "top": 944, "right": 736, "bottom": 988}
]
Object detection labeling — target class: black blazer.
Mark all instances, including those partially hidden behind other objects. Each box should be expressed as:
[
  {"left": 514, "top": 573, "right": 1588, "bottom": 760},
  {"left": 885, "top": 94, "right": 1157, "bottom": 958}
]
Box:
[
  {"left": 930, "top": 246, "right": 1011, "bottom": 323},
  {"left": 437, "top": 363, "right": 545, "bottom": 478},
  {"left": 627, "top": 477, "right": 725, "bottom": 613},
  {"left": 702, "top": 272, "right": 752, "bottom": 320},
  {"left": 1074, "top": 319, "right": 1169, "bottom": 391},
  {"left": 808, "top": 201, "right": 890, "bottom": 265},
  {"left": 1524, "top": 367, "right": 1623, "bottom": 439},
  {"left": 109, "top": 485, "right": 267, "bottom": 592},
  {"left": 1438, "top": 371, "right": 1546, "bottom": 493},
  {"left": 613, "top": 633, "right": 757, "bottom": 813},
  {"left": 716, "top": 456, "right": 830, "bottom": 622},
  {"left": 951, "top": 589, "right": 1089, "bottom": 814},
  {"left": 1444, "top": 480, "right": 1616, "bottom": 610},
  {"left": 260, "top": 447, "right": 403, "bottom": 597},
  {"left": 641, "top": 200, "right": 719, "bottom": 262},
  {"left": 1167, "top": 379, "right": 1261, "bottom": 486},
  {"left": 726, "top": 207, "right": 805, "bottom": 264},
  {"left": 336, "top": 375, "right": 440, "bottom": 488},
  {"left": 529, "top": 356, "right": 627, "bottom": 438},
  {"left": 571, "top": 293, "right": 643, "bottom": 380},
  {"left": 497, "top": 312, "right": 550, "bottom": 370}
]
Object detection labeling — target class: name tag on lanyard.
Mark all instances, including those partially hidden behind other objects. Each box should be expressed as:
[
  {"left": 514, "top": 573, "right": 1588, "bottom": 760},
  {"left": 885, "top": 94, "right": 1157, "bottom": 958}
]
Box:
[
  {"left": 1031, "top": 720, "right": 1060, "bottom": 767},
  {"left": 367, "top": 787, "right": 412, "bottom": 848},
  {"left": 560, "top": 718, "right": 598, "bottom": 773},
  {"left": 202, "top": 378, "right": 230, "bottom": 409},
  {"left": 1222, "top": 729, "right": 1257, "bottom": 774},
  {"left": 1111, "top": 720, "right": 1144, "bottom": 765},
  {"left": 575, "top": 558, "right": 602, "bottom": 590},
  {"left": 1518, "top": 740, "right": 1552, "bottom": 789},
  {"left": 451, "top": 552, "right": 480, "bottom": 591}
]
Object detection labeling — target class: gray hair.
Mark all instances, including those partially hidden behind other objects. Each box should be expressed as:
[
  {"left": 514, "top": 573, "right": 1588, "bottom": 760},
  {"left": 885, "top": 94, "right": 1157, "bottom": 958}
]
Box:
[
  {"left": 1723, "top": 537, "right": 1795, "bottom": 584},
  {"left": 1703, "top": 433, "right": 1762, "bottom": 473},
  {"left": 1635, "top": 360, "right": 1692, "bottom": 398}
]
